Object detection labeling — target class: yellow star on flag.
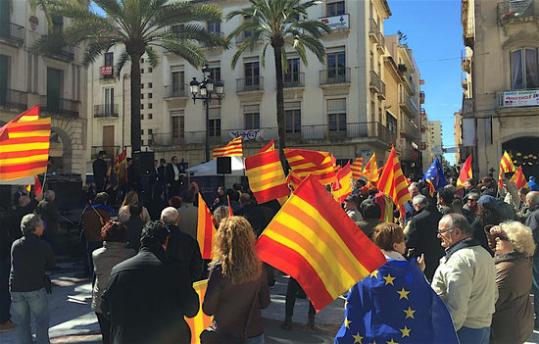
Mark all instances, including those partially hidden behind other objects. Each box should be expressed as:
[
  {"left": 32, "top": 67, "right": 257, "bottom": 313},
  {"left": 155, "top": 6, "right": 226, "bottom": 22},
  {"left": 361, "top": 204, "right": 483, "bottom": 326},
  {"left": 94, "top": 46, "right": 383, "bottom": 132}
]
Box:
[
  {"left": 353, "top": 332, "right": 363, "bottom": 343},
  {"left": 383, "top": 274, "right": 395, "bottom": 286},
  {"left": 344, "top": 317, "right": 352, "bottom": 328},
  {"left": 397, "top": 288, "right": 410, "bottom": 300},
  {"left": 370, "top": 270, "right": 379, "bottom": 279},
  {"left": 400, "top": 326, "right": 411, "bottom": 338},
  {"left": 403, "top": 306, "right": 415, "bottom": 319},
  {"left": 386, "top": 339, "right": 398, "bottom": 344}
]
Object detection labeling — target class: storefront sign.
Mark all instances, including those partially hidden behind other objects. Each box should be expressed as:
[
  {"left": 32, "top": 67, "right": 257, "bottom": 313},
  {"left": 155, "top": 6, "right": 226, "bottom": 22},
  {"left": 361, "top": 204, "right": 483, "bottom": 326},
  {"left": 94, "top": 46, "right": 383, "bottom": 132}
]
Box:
[{"left": 501, "top": 90, "right": 539, "bottom": 107}]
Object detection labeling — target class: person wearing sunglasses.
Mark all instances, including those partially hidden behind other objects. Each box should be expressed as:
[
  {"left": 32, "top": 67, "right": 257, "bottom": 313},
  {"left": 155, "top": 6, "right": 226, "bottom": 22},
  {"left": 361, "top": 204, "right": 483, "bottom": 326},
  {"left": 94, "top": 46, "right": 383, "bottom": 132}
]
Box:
[{"left": 489, "top": 222, "right": 535, "bottom": 344}]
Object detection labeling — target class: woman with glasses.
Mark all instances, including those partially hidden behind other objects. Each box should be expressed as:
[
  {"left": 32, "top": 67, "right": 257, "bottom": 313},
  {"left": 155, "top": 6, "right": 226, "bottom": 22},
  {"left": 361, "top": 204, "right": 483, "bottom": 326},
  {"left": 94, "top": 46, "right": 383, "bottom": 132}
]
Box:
[{"left": 489, "top": 221, "right": 535, "bottom": 344}]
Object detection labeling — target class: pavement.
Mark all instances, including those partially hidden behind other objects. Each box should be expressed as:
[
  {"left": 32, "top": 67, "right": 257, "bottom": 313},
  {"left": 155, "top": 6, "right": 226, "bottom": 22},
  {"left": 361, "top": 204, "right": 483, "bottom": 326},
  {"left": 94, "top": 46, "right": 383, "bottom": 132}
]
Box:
[{"left": 2, "top": 256, "right": 539, "bottom": 344}]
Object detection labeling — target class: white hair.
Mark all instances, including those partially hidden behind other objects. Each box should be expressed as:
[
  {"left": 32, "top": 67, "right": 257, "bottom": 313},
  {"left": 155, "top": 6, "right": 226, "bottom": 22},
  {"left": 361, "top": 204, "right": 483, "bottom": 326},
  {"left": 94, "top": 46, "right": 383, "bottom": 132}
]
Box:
[
  {"left": 412, "top": 195, "right": 428, "bottom": 208},
  {"left": 160, "top": 207, "right": 180, "bottom": 225}
]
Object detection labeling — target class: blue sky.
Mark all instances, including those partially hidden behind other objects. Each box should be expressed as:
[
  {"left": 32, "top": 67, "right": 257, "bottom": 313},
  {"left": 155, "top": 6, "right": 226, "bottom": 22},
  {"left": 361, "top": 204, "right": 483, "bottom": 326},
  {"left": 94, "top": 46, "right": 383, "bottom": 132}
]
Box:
[{"left": 385, "top": 0, "right": 462, "bottom": 164}]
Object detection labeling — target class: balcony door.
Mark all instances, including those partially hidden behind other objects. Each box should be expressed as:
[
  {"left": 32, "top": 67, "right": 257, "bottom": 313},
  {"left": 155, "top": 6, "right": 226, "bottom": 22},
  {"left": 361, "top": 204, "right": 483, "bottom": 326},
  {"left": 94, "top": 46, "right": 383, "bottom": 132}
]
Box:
[
  {"left": 47, "top": 67, "right": 63, "bottom": 112},
  {"left": 171, "top": 71, "right": 185, "bottom": 96},
  {"left": 327, "top": 51, "right": 346, "bottom": 82},
  {"left": 102, "top": 126, "right": 115, "bottom": 157},
  {"left": 244, "top": 61, "right": 259, "bottom": 87},
  {"left": 0, "top": 55, "right": 8, "bottom": 105},
  {"left": 0, "top": 0, "right": 9, "bottom": 39},
  {"left": 284, "top": 58, "right": 300, "bottom": 84}
]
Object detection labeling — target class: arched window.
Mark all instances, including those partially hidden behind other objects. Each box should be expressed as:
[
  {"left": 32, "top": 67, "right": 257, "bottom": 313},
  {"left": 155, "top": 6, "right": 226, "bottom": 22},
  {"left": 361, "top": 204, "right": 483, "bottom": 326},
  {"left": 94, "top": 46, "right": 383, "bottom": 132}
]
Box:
[{"left": 510, "top": 48, "right": 539, "bottom": 89}]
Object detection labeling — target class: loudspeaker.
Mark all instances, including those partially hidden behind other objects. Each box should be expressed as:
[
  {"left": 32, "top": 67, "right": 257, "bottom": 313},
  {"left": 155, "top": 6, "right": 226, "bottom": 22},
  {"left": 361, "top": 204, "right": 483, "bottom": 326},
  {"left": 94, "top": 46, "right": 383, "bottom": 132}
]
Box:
[
  {"left": 216, "top": 156, "right": 232, "bottom": 174},
  {"left": 134, "top": 151, "right": 155, "bottom": 176}
]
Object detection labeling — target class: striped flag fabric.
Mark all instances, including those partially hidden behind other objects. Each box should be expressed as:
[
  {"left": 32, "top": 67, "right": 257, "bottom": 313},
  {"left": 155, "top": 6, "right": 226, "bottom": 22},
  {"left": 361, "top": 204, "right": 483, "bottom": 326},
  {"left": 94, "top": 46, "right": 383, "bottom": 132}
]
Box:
[
  {"left": 212, "top": 137, "right": 243, "bottom": 158},
  {"left": 457, "top": 155, "right": 473, "bottom": 188},
  {"left": 498, "top": 151, "right": 516, "bottom": 189},
  {"left": 245, "top": 150, "right": 289, "bottom": 204},
  {"left": 284, "top": 148, "right": 337, "bottom": 186},
  {"left": 351, "top": 157, "right": 363, "bottom": 180},
  {"left": 185, "top": 279, "right": 213, "bottom": 344},
  {"left": 259, "top": 139, "right": 275, "bottom": 153},
  {"left": 511, "top": 166, "right": 528, "bottom": 190},
  {"left": 363, "top": 153, "right": 379, "bottom": 183},
  {"left": 0, "top": 106, "right": 51, "bottom": 181},
  {"left": 286, "top": 170, "right": 304, "bottom": 190},
  {"left": 197, "top": 193, "right": 216, "bottom": 259},
  {"left": 332, "top": 163, "right": 353, "bottom": 203},
  {"left": 256, "top": 176, "right": 386, "bottom": 311},
  {"left": 376, "top": 147, "right": 411, "bottom": 218}
]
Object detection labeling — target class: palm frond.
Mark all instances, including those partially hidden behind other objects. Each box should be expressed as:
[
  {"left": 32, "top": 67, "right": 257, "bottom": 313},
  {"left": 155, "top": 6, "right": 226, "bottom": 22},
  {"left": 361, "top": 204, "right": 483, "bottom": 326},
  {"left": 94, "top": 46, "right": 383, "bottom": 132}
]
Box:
[
  {"left": 115, "top": 49, "right": 130, "bottom": 78},
  {"left": 154, "top": 39, "right": 206, "bottom": 68},
  {"left": 144, "top": 45, "right": 159, "bottom": 68},
  {"left": 294, "top": 34, "right": 325, "bottom": 64},
  {"left": 153, "top": 3, "right": 221, "bottom": 29},
  {"left": 260, "top": 43, "right": 270, "bottom": 68},
  {"left": 231, "top": 40, "right": 254, "bottom": 68}
]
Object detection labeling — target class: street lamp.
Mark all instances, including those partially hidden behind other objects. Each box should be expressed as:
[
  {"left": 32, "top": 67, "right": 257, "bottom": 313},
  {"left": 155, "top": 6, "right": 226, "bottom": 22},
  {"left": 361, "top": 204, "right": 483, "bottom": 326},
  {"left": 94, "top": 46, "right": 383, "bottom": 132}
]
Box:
[{"left": 190, "top": 65, "right": 224, "bottom": 161}]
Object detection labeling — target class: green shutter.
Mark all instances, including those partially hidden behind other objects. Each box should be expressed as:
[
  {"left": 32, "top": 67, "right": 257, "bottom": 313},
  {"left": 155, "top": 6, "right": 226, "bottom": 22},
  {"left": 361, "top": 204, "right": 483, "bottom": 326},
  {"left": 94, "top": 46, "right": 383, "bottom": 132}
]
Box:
[
  {"left": 0, "top": 55, "right": 8, "bottom": 105},
  {"left": 47, "top": 68, "right": 62, "bottom": 112},
  {"left": 0, "top": 0, "right": 10, "bottom": 38}
]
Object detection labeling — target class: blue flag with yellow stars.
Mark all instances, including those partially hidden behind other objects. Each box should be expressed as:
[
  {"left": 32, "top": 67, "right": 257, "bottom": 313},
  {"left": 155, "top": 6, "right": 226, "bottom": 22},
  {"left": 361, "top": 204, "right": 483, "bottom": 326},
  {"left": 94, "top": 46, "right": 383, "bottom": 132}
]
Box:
[
  {"left": 334, "top": 259, "right": 458, "bottom": 344},
  {"left": 422, "top": 158, "right": 447, "bottom": 191}
]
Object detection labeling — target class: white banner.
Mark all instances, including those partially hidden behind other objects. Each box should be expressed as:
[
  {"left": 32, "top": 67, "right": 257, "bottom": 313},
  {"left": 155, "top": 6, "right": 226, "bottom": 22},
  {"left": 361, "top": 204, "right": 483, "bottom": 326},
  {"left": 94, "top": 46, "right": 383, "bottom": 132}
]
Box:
[
  {"left": 320, "top": 14, "right": 350, "bottom": 30},
  {"left": 501, "top": 90, "right": 539, "bottom": 107},
  {"left": 229, "top": 129, "right": 264, "bottom": 142}
]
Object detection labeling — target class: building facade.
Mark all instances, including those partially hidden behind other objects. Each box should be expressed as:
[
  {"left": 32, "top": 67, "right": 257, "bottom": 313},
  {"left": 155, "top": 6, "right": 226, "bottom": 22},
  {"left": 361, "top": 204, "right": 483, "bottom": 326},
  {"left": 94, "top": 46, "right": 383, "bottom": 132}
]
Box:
[
  {"left": 425, "top": 120, "right": 442, "bottom": 165},
  {"left": 454, "top": 111, "right": 463, "bottom": 163},
  {"left": 461, "top": 0, "right": 539, "bottom": 179},
  {"left": 0, "top": 0, "right": 87, "bottom": 176}
]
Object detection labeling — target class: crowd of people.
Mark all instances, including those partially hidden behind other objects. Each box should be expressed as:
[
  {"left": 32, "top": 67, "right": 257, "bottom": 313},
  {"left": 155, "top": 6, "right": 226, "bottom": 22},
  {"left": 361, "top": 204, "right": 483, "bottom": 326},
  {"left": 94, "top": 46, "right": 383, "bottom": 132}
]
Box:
[{"left": 1, "top": 167, "right": 539, "bottom": 343}]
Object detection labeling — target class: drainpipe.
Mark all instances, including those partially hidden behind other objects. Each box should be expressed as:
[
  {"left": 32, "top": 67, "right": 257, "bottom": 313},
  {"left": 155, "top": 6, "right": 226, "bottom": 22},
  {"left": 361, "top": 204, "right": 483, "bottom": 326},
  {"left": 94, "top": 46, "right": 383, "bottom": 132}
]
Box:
[{"left": 122, "top": 73, "right": 127, "bottom": 148}]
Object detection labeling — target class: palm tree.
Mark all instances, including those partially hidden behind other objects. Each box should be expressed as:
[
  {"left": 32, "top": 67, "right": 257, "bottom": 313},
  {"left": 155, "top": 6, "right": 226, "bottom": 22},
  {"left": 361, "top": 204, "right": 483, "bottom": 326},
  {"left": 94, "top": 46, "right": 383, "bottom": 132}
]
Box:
[
  {"left": 34, "top": 0, "right": 225, "bottom": 153},
  {"left": 227, "top": 0, "right": 330, "bottom": 168}
]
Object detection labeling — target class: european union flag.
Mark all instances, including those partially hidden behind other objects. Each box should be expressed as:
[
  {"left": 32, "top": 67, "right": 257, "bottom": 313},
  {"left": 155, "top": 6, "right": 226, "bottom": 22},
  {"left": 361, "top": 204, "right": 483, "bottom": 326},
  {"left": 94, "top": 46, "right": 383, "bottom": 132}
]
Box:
[
  {"left": 334, "top": 259, "right": 458, "bottom": 344},
  {"left": 422, "top": 158, "right": 447, "bottom": 191}
]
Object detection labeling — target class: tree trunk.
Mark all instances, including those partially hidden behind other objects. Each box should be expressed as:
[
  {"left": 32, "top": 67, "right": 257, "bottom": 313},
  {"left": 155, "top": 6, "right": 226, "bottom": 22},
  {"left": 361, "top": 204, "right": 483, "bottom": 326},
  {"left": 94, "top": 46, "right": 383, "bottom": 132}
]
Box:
[
  {"left": 273, "top": 43, "right": 287, "bottom": 173},
  {"left": 130, "top": 54, "right": 142, "bottom": 153}
]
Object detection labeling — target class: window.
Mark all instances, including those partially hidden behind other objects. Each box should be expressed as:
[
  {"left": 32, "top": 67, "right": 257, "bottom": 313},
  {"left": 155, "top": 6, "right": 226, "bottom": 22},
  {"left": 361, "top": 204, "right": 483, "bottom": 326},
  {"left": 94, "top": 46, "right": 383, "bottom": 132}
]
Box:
[
  {"left": 104, "top": 52, "right": 113, "bottom": 66},
  {"left": 209, "top": 108, "right": 221, "bottom": 137},
  {"left": 141, "top": 140, "right": 144, "bottom": 146},
  {"left": 141, "top": 83, "right": 144, "bottom": 89},
  {"left": 141, "top": 58, "right": 144, "bottom": 64},
  {"left": 208, "top": 21, "right": 221, "bottom": 33},
  {"left": 148, "top": 138, "right": 153, "bottom": 145},
  {"left": 208, "top": 66, "right": 221, "bottom": 81},
  {"left": 141, "top": 129, "right": 144, "bottom": 135},
  {"left": 285, "top": 102, "right": 301, "bottom": 133},
  {"left": 148, "top": 103, "right": 153, "bottom": 109},
  {"left": 0, "top": 55, "right": 9, "bottom": 105},
  {"left": 149, "top": 113, "right": 153, "bottom": 120},
  {"left": 141, "top": 93, "right": 144, "bottom": 99},
  {"left": 171, "top": 71, "right": 185, "bottom": 96},
  {"left": 386, "top": 113, "right": 397, "bottom": 135},
  {"left": 103, "top": 87, "right": 114, "bottom": 114},
  {"left": 46, "top": 68, "right": 63, "bottom": 113},
  {"left": 141, "top": 114, "right": 144, "bottom": 120},
  {"left": 327, "top": 98, "right": 346, "bottom": 132},
  {"left": 284, "top": 58, "right": 301, "bottom": 85},
  {"left": 141, "top": 68, "right": 144, "bottom": 74},
  {"left": 141, "top": 104, "right": 144, "bottom": 110},
  {"left": 326, "top": 1, "right": 345, "bottom": 16},
  {"left": 148, "top": 82, "right": 153, "bottom": 88},
  {"left": 244, "top": 105, "right": 260, "bottom": 129},
  {"left": 244, "top": 61, "right": 260, "bottom": 86},
  {"left": 327, "top": 50, "right": 346, "bottom": 82},
  {"left": 171, "top": 111, "right": 185, "bottom": 139},
  {"left": 511, "top": 48, "right": 539, "bottom": 89},
  {"left": 148, "top": 67, "right": 153, "bottom": 73},
  {"left": 148, "top": 93, "right": 153, "bottom": 99},
  {"left": 148, "top": 129, "right": 153, "bottom": 135},
  {"left": 50, "top": 15, "right": 63, "bottom": 34}
]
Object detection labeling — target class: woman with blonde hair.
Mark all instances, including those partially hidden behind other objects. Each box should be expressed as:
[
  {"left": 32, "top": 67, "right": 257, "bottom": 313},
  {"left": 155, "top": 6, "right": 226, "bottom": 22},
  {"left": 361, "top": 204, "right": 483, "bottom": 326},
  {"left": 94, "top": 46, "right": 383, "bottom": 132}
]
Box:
[
  {"left": 212, "top": 205, "right": 229, "bottom": 228},
  {"left": 202, "top": 216, "right": 270, "bottom": 344},
  {"left": 118, "top": 191, "right": 150, "bottom": 224},
  {"left": 489, "top": 221, "right": 536, "bottom": 344}
]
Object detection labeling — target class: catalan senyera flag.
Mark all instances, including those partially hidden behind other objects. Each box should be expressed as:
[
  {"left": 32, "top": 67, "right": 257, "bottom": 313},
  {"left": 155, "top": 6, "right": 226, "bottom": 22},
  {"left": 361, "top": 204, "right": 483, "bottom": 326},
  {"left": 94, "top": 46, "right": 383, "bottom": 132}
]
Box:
[
  {"left": 457, "top": 155, "right": 473, "bottom": 188},
  {"left": 256, "top": 176, "right": 386, "bottom": 311},
  {"left": 351, "top": 157, "right": 363, "bottom": 180},
  {"left": 245, "top": 150, "right": 289, "bottom": 204},
  {"left": 332, "top": 163, "right": 353, "bottom": 203},
  {"left": 34, "top": 175, "right": 43, "bottom": 198},
  {"left": 114, "top": 148, "right": 128, "bottom": 185},
  {"left": 286, "top": 170, "right": 304, "bottom": 190},
  {"left": 197, "top": 193, "right": 216, "bottom": 259},
  {"left": 376, "top": 147, "right": 410, "bottom": 218},
  {"left": 0, "top": 106, "right": 51, "bottom": 181},
  {"left": 259, "top": 139, "right": 275, "bottom": 153},
  {"left": 185, "top": 279, "right": 213, "bottom": 344},
  {"left": 212, "top": 137, "right": 243, "bottom": 158},
  {"left": 511, "top": 166, "right": 528, "bottom": 190},
  {"left": 284, "top": 148, "right": 337, "bottom": 186},
  {"left": 363, "top": 153, "right": 379, "bottom": 183},
  {"left": 498, "top": 151, "right": 516, "bottom": 190}
]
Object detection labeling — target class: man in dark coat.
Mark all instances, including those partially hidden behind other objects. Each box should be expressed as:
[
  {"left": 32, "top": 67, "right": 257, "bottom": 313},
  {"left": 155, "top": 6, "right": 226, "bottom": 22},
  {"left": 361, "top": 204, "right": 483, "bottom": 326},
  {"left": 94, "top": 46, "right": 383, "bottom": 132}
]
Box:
[
  {"left": 101, "top": 221, "right": 199, "bottom": 344},
  {"left": 166, "top": 156, "right": 182, "bottom": 197},
  {"left": 93, "top": 151, "right": 108, "bottom": 192},
  {"left": 525, "top": 191, "right": 539, "bottom": 329},
  {"left": 405, "top": 194, "right": 444, "bottom": 281}
]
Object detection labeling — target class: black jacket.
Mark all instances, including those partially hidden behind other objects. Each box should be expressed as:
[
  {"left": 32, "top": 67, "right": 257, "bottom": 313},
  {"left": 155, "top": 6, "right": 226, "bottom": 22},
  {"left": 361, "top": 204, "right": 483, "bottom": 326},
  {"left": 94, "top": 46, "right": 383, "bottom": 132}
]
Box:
[
  {"left": 10, "top": 234, "right": 55, "bottom": 292},
  {"left": 405, "top": 207, "right": 444, "bottom": 281},
  {"left": 101, "top": 248, "right": 199, "bottom": 344},
  {"left": 166, "top": 225, "right": 203, "bottom": 282},
  {"left": 93, "top": 158, "right": 107, "bottom": 180}
]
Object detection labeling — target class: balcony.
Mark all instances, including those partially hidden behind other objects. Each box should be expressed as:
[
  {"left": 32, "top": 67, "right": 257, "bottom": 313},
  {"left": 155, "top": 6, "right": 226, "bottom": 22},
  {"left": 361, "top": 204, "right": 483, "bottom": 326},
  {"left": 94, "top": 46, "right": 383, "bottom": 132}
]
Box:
[
  {"left": 164, "top": 84, "right": 190, "bottom": 98},
  {"left": 0, "top": 23, "right": 25, "bottom": 47},
  {"left": 400, "top": 96, "right": 419, "bottom": 116},
  {"left": 94, "top": 104, "right": 119, "bottom": 118},
  {"left": 462, "top": 97, "right": 474, "bottom": 116},
  {"left": 319, "top": 13, "right": 350, "bottom": 32},
  {"left": 319, "top": 68, "right": 351, "bottom": 86},
  {"left": 497, "top": 89, "right": 539, "bottom": 109},
  {"left": 151, "top": 132, "right": 223, "bottom": 146},
  {"left": 201, "top": 32, "right": 225, "bottom": 48},
  {"left": 45, "top": 47, "right": 75, "bottom": 62},
  {"left": 0, "top": 89, "right": 28, "bottom": 111},
  {"left": 235, "top": 31, "right": 261, "bottom": 45},
  {"left": 369, "top": 71, "right": 386, "bottom": 98},
  {"left": 400, "top": 118, "right": 420, "bottom": 140},
  {"left": 40, "top": 96, "right": 79, "bottom": 118},
  {"left": 498, "top": 0, "right": 536, "bottom": 26},
  {"left": 100, "top": 65, "right": 114, "bottom": 79},
  {"left": 368, "top": 18, "right": 385, "bottom": 49},
  {"left": 283, "top": 72, "right": 305, "bottom": 88},
  {"left": 237, "top": 77, "right": 263, "bottom": 93}
]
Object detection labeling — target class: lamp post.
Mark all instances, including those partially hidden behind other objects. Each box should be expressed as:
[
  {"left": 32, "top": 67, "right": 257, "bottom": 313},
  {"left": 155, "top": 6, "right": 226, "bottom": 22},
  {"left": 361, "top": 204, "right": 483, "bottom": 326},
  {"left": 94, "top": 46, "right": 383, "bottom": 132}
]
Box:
[{"left": 190, "top": 65, "right": 224, "bottom": 162}]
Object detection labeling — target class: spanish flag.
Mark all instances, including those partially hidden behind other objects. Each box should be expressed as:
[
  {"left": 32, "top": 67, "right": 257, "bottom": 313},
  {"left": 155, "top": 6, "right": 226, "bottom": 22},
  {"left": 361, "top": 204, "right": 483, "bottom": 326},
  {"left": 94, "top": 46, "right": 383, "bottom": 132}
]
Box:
[
  {"left": 351, "top": 157, "right": 363, "bottom": 180},
  {"left": 456, "top": 155, "right": 473, "bottom": 188},
  {"left": 197, "top": 193, "right": 216, "bottom": 259},
  {"left": 332, "top": 163, "right": 353, "bottom": 203},
  {"left": 498, "top": 151, "right": 516, "bottom": 190},
  {"left": 185, "top": 280, "right": 213, "bottom": 344},
  {"left": 212, "top": 137, "right": 243, "bottom": 158},
  {"left": 511, "top": 166, "right": 528, "bottom": 190},
  {"left": 259, "top": 139, "right": 275, "bottom": 153},
  {"left": 256, "top": 176, "right": 386, "bottom": 311},
  {"left": 245, "top": 150, "right": 289, "bottom": 204},
  {"left": 0, "top": 106, "right": 51, "bottom": 181},
  {"left": 363, "top": 153, "right": 379, "bottom": 183},
  {"left": 376, "top": 147, "right": 410, "bottom": 218},
  {"left": 285, "top": 148, "right": 337, "bottom": 186}
]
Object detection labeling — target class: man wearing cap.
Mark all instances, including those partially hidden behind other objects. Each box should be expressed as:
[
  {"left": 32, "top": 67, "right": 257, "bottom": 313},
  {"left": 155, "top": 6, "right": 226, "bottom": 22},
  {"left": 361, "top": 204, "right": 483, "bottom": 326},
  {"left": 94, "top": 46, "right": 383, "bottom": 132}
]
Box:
[{"left": 462, "top": 192, "right": 480, "bottom": 224}]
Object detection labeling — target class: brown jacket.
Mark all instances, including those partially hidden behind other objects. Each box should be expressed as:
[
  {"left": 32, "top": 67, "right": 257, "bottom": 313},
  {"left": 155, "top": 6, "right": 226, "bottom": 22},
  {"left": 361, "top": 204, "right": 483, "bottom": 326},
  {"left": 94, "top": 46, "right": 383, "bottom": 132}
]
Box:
[
  {"left": 203, "top": 264, "right": 270, "bottom": 339},
  {"left": 491, "top": 252, "right": 534, "bottom": 344},
  {"left": 82, "top": 204, "right": 112, "bottom": 242}
]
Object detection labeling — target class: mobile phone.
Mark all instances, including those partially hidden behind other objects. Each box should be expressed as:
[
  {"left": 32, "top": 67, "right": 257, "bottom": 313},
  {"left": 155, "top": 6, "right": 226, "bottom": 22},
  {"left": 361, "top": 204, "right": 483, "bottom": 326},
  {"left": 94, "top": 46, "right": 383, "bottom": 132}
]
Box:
[{"left": 406, "top": 248, "right": 416, "bottom": 259}]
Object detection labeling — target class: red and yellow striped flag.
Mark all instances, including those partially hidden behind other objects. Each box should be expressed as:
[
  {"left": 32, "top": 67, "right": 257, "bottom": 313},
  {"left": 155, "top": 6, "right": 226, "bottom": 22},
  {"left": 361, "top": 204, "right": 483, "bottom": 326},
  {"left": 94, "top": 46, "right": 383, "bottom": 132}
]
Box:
[
  {"left": 256, "top": 176, "right": 386, "bottom": 311},
  {"left": 245, "top": 150, "right": 289, "bottom": 204},
  {"left": 332, "top": 163, "right": 353, "bottom": 203},
  {"left": 351, "top": 157, "right": 363, "bottom": 180},
  {"left": 376, "top": 147, "right": 410, "bottom": 218},
  {"left": 212, "top": 137, "right": 243, "bottom": 158},
  {"left": 284, "top": 148, "right": 337, "bottom": 186},
  {"left": 511, "top": 166, "right": 528, "bottom": 190},
  {"left": 363, "top": 153, "right": 379, "bottom": 183},
  {"left": 185, "top": 280, "right": 213, "bottom": 344},
  {"left": 0, "top": 106, "right": 51, "bottom": 181},
  {"left": 259, "top": 139, "right": 275, "bottom": 153},
  {"left": 197, "top": 193, "right": 216, "bottom": 259},
  {"left": 456, "top": 155, "right": 473, "bottom": 188},
  {"left": 498, "top": 151, "right": 516, "bottom": 190}
]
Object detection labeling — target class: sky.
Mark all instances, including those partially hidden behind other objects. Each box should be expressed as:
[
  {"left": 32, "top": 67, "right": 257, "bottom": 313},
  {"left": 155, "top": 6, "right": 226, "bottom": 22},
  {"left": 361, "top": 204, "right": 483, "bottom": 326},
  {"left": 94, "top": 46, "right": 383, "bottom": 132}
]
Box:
[{"left": 385, "top": 0, "right": 463, "bottom": 164}]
